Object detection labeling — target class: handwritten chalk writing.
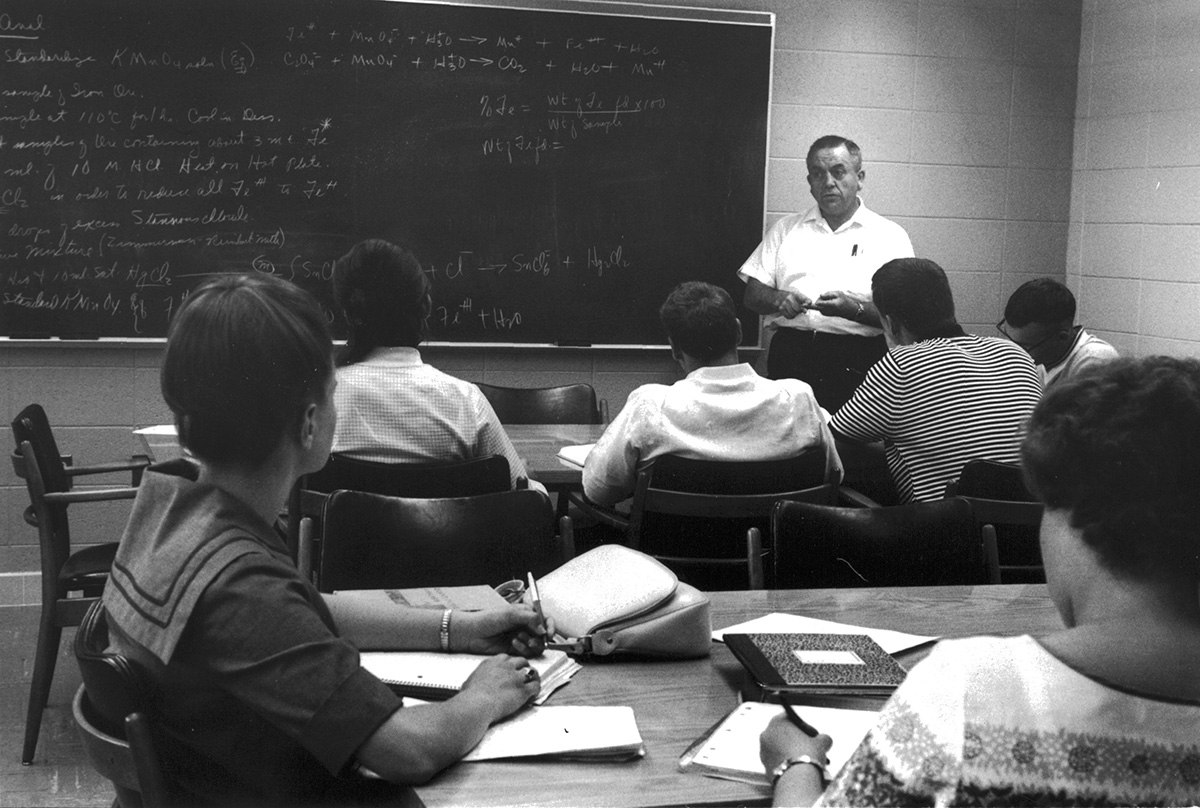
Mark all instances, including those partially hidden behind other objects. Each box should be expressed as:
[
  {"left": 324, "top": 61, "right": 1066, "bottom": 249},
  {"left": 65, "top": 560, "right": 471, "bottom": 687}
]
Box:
[
  {"left": 587, "top": 245, "right": 629, "bottom": 276},
  {"left": 0, "top": 14, "right": 46, "bottom": 34},
  {"left": 6, "top": 49, "right": 97, "bottom": 68}
]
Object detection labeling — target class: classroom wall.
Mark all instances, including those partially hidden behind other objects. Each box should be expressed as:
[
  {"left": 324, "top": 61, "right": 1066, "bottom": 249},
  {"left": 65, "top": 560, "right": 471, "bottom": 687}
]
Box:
[
  {"left": 0, "top": 0, "right": 1084, "bottom": 583},
  {"left": 1067, "top": 0, "right": 1200, "bottom": 358}
]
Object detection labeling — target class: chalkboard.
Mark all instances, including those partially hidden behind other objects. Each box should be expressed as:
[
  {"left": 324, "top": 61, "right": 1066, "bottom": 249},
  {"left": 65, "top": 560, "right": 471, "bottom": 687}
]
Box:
[{"left": 0, "top": 0, "right": 772, "bottom": 345}]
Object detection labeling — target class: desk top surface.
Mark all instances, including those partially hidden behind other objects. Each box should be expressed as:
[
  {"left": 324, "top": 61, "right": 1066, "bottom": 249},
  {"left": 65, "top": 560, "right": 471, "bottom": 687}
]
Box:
[
  {"left": 506, "top": 423, "right": 606, "bottom": 486},
  {"left": 415, "top": 584, "right": 1059, "bottom": 808}
]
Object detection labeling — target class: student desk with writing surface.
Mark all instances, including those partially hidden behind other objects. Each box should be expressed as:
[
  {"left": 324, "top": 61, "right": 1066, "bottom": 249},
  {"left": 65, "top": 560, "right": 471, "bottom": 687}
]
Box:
[
  {"left": 415, "top": 584, "right": 1059, "bottom": 808},
  {"left": 505, "top": 423, "right": 607, "bottom": 488}
]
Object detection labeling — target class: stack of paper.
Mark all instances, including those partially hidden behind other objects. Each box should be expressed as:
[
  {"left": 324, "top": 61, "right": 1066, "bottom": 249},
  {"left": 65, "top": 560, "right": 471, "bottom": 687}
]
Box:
[
  {"left": 713, "top": 612, "right": 937, "bottom": 655},
  {"left": 556, "top": 443, "right": 595, "bottom": 469},
  {"left": 463, "top": 705, "right": 644, "bottom": 762},
  {"left": 361, "top": 649, "right": 581, "bottom": 706}
]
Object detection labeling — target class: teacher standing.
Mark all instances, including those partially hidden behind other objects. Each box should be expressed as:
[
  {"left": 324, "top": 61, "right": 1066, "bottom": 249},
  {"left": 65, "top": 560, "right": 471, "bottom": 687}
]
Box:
[{"left": 737, "top": 135, "right": 914, "bottom": 411}]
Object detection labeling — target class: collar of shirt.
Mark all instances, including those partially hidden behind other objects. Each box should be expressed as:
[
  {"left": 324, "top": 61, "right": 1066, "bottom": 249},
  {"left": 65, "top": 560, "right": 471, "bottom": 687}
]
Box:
[
  {"left": 684, "top": 363, "right": 759, "bottom": 383},
  {"left": 360, "top": 345, "right": 424, "bottom": 367},
  {"left": 800, "top": 196, "right": 869, "bottom": 235}
]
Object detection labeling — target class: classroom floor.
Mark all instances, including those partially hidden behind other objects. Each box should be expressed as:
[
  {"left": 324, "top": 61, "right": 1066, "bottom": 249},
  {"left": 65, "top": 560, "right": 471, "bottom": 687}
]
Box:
[{"left": 0, "top": 605, "right": 114, "bottom": 807}]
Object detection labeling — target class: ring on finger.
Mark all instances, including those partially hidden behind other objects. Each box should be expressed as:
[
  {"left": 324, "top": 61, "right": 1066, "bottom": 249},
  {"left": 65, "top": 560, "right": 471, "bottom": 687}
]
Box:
[{"left": 523, "top": 667, "right": 538, "bottom": 683}]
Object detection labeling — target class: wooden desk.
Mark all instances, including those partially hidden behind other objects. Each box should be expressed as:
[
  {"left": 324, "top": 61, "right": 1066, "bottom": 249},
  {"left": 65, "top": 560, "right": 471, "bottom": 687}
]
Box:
[
  {"left": 415, "top": 584, "right": 1059, "bottom": 808},
  {"left": 505, "top": 423, "right": 607, "bottom": 488}
]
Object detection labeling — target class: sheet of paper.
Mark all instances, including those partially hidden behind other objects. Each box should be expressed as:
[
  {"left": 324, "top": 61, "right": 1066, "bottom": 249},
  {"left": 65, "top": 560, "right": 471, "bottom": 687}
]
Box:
[
  {"left": 462, "top": 705, "right": 644, "bottom": 761},
  {"left": 685, "top": 701, "right": 878, "bottom": 783},
  {"left": 556, "top": 443, "right": 595, "bottom": 469},
  {"left": 712, "top": 612, "right": 937, "bottom": 655}
]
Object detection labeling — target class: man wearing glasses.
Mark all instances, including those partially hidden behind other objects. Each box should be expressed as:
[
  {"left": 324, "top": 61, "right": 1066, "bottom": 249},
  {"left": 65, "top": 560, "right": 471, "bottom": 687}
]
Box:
[{"left": 999, "top": 278, "right": 1118, "bottom": 390}]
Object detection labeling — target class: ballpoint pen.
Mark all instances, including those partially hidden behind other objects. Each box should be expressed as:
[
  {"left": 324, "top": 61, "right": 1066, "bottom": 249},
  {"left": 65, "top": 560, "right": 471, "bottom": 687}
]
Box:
[
  {"left": 527, "top": 571, "right": 550, "bottom": 638},
  {"left": 781, "top": 701, "right": 818, "bottom": 738}
]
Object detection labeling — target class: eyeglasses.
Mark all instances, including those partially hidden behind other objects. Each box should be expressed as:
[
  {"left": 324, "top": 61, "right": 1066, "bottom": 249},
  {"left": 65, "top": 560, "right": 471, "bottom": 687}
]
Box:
[{"left": 995, "top": 319, "right": 1058, "bottom": 353}]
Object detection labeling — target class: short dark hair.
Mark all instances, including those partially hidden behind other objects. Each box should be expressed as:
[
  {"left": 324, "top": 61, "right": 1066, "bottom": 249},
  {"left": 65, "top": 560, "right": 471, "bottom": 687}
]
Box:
[
  {"left": 871, "top": 258, "right": 964, "bottom": 340},
  {"left": 659, "top": 281, "right": 740, "bottom": 362},
  {"left": 1022, "top": 356, "right": 1200, "bottom": 580},
  {"left": 162, "top": 273, "right": 333, "bottom": 468},
  {"left": 807, "top": 135, "right": 862, "bottom": 172},
  {"left": 332, "top": 239, "right": 430, "bottom": 365},
  {"left": 1004, "top": 277, "right": 1076, "bottom": 328}
]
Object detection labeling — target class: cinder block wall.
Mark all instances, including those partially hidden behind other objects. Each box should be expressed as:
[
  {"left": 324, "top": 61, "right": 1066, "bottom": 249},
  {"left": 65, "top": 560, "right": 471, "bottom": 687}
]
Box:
[
  {"left": 1068, "top": 0, "right": 1200, "bottom": 358},
  {"left": 0, "top": 0, "right": 1083, "bottom": 581}
]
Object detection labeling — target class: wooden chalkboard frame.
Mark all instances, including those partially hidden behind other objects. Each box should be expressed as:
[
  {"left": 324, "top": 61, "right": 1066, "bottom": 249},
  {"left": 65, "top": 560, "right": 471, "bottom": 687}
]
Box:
[{"left": 0, "top": 0, "right": 774, "bottom": 348}]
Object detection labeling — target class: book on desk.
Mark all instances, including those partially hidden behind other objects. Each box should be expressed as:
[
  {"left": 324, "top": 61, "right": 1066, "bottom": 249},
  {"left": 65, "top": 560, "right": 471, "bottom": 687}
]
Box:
[{"left": 725, "top": 632, "right": 907, "bottom": 699}]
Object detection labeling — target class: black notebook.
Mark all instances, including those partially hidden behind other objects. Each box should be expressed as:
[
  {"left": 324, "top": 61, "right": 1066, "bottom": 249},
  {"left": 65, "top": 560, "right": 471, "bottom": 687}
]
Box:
[{"left": 724, "top": 632, "right": 907, "bottom": 697}]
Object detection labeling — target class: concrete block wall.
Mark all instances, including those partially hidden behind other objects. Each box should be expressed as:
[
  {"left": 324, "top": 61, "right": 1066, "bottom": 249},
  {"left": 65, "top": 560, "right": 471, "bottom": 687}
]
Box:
[
  {"left": 0, "top": 0, "right": 1084, "bottom": 581},
  {"left": 1069, "top": 0, "right": 1200, "bottom": 357}
]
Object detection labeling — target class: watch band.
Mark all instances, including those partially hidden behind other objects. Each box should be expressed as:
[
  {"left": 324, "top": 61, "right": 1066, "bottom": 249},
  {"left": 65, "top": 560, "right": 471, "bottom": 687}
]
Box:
[{"left": 771, "top": 754, "right": 829, "bottom": 785}]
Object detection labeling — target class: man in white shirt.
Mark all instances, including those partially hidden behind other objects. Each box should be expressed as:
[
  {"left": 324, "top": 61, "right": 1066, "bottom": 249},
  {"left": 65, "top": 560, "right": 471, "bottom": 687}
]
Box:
[
  {"left": 737, "top": 135, "right": 914, "bottom": 411},
  {"left": 999, "top": 278, "right": 1119, "bottom": 390},
  {"left": 583, "top": 281, "right": 841, "bottom": 506}
]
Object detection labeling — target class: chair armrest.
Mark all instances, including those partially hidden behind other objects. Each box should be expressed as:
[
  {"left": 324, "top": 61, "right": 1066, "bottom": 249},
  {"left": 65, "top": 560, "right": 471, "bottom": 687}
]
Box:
[
  {"left": 41, "top": 488, "right": 139, "bottom": 505},
  {"left": 836, "top": 486, "right": 881, "bottom": 508},
  {"left": 566, "top": 491, "right": 630, "bottom": 531},
  {"left": 65, "top": 456, "right": 152, "bottom": 486}
]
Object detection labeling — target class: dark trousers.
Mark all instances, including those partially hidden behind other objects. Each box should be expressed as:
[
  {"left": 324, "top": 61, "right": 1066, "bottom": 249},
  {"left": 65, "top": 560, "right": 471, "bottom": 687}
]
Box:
[{"left": 767, "top": 328, "right": 886, "bottom": 413}]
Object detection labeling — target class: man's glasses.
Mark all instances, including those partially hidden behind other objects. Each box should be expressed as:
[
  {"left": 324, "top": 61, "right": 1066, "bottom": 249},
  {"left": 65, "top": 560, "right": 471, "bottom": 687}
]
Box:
[{"left": 995, "top": 319, "right": 1057, "bottom": 353}]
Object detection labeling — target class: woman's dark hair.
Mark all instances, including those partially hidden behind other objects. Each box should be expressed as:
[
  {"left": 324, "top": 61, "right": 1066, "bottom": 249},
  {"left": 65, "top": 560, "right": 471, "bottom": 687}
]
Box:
[
  {"left": 872, "top": 258, "right": 965, "bottom": 340},
  {"left": 659, "top": 281, "right": 740, "bottom": 362},
  {"left": 1022, "top": 356, "right": 1200, "bottom": 580},
  {"left": 332, "top": 239, "right": 430, "bottom": 365},
  {"left": 161, "top": 273, "right": 333, "bottom": 468}
]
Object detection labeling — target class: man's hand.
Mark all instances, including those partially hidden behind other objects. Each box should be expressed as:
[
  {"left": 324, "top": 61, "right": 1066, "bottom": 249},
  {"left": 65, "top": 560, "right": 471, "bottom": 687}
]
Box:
[
  {"left": 451, "top": 605, "right": 556, "bottom": 657},
  {"left": 777, "top": 291, "right": 811, "bottom": 319},
  {"left": 813, "top": 291, "right": 858, "bottom": 320}
]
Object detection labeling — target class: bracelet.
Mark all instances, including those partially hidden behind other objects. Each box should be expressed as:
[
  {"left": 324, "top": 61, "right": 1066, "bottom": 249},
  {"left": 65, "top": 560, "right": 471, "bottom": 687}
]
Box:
[
  {"left": 771, "top": 754, "right": 829, "bottom": 785},
  {"left": 439, "top": 608, "right": 452, "bottom": 652}
]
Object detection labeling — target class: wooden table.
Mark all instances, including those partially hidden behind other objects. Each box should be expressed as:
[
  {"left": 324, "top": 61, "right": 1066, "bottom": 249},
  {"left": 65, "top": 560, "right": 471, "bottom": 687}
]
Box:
[
  {"left": 415, "top": 584, "right": 1060, "bottom": 808},
  {"left": 506, "top": 423, "right": 607, "bottom": 488}
]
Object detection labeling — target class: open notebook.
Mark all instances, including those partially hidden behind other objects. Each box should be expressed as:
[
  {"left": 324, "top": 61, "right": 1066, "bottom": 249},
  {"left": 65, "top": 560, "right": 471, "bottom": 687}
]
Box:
[
  {"left": 360, "top": 649, "right": 580, "bottom": 706},
  {"left": 462, "top": 705, "right": 644, "bottom": 762},
  {"left": 679, "top": 701, "right": 879, "bottom": 786}
]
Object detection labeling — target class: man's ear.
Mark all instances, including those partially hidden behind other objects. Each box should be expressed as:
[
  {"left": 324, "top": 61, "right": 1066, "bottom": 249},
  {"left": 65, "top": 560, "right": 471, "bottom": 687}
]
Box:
[
  {"left": 299, "top": 402, "right": 319, "bottom": 449},
  {"left": 667, "top": 338, "right": 683, "bottom": 364},
  {"left": 734, "top": 319, "right": 743, "bottom": 345}
]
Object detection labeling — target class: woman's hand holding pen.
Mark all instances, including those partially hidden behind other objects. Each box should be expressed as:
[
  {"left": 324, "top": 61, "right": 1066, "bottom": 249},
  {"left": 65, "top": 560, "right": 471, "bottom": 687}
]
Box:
[
  {"left": 759, "top": 712, "right": 833, "bottom": 781},
  {"left": 459, "top": 654, "right": 543, "bottom": 719},
  {"left": 449, "top": 605, "right": 555, "bottom": 657}
]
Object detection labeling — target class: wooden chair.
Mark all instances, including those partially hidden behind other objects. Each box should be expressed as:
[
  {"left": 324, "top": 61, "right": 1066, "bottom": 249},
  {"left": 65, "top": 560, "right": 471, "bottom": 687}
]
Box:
[
  {"left": 946, "top": 459, "right": 1045, "bottom": 584},
  {"left": 770, "top": 497, "right": 996, "bottom": 588},
  {"left": 597, "top": 452, "right": 840, "bottom": 590},
  {"left": 287, "top": 454, "right": 511, "bottom": 572},
  {"left": 11, "top": 403, "right": 149, "bottom": 764},
  {"left": 74, "top": 601, "right": 176, "bottom": 808},
  {"left": 475, "top": 382, "right": 605, "bottom": 424},
  {"left": 311, "top": 488, "right": 574, "bottom": 592}
]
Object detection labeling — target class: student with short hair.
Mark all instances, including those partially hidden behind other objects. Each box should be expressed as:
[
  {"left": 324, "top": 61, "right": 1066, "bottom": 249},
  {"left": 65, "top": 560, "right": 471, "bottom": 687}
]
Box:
[
  {"left": 330, "top": 239, "right": 532, "bottom": 489},
  {"left": 763, "top": 356, "right": 1200, "bottom": 807},
  {"left": 583, "top": 281, "right": 841, "bottom": 506},
  {"left": 830, "top": 258, "right": 1042, "bottom": 502},
  {"left": 104, "top": 273, "right": 548, "bottom": 805},
  {"left": 1000, "top": 277, "right": 1118, "bottom": 389}
]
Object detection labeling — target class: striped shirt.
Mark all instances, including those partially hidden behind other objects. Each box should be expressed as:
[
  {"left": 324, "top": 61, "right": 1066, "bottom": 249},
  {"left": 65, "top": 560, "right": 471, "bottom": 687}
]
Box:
[{"left": 830, "top": 335, "right": 1042, "bottom": 502}]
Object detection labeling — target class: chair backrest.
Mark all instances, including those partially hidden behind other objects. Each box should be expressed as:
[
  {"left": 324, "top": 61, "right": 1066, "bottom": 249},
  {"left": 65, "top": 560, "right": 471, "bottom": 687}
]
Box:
[
  {"left": 303, "top": 453, "right": 512, "bottom": 498},
  {"left": 475, "top": 382, "right": 602, "bottom": 424},
  {"left": 12, "top": 403, "right": 71, "bottom": 494},
  {"left": 628, "top": 452, "right": 835, "bottom": 590},
  {"left": 74, "top": 601, "right": 174, "bottom": 807},
  {"left": 770, "top": 497, "right": 995, "bottom": 588},
  {"left": 316, "top": 488, "right": 573, "bottom": 592},
  {"left": 946, "top": 459, "right": 1044, "bottom": 584},
  {"left": 12, "top": 439, "right": 73, "bottom": 588}
]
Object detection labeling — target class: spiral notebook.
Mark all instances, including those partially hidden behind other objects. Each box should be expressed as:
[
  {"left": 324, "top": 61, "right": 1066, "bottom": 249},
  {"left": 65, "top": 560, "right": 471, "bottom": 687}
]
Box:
[{"left": 360, "top": 649, "right": 579, "bottom": 705}]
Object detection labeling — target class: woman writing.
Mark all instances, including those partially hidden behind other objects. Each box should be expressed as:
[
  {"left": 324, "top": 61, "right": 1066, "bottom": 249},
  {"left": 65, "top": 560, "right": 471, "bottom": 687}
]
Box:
[
  {"left": 104, "top": 273, "right": 549, "bottom": 805},
  {"left": 763, "top": 356, "right": 1200, "bottom": 806}
]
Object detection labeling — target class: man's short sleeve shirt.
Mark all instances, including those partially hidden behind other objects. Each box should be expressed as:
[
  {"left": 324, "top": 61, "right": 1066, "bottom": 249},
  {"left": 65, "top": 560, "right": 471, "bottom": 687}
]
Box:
[{"left": 736, "top": 202, "right": 914, "bottom": 336}]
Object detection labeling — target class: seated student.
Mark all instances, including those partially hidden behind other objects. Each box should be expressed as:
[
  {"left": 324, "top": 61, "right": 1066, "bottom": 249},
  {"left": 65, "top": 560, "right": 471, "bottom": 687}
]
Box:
[
  {"left": 762, "top": 356, "right": 1200, "bottom": 807},
  {"left": 830, "top": 258, "right": 1041, "bottom": 503},
  {"left": 103, "top": 273, "right": 548, "bottom": 805},
  {"left": 330, "top": 239, "right": 533, "bottom": 490},
  {"left": 1000, "top": 277, "right": 1119, "bottom": 389},
  {"left": 583, "top": 281, "right": 842, "bottom": 506}
]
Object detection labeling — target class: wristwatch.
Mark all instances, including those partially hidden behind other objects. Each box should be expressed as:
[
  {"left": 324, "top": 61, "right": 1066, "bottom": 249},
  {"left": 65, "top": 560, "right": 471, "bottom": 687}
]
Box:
[{"left": 771, "top": 754, "right": 830, "bottom": 785}]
